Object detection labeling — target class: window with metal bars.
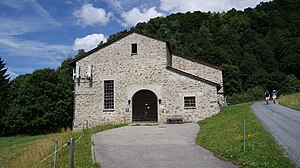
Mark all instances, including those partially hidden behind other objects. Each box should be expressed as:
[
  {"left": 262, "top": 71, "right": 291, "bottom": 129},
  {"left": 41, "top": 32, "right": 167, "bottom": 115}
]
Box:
[
  {"left": 184, "top": 96, "right": 196, "bottom": 108},
  {"left": 104, "top": 80, "right": 114, "bottom": 109}
]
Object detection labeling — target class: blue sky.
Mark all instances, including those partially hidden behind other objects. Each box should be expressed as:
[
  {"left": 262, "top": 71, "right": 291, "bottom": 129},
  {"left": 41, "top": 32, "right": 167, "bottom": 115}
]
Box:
[{"left": 0, "top": 0, "right": 270, "bottom": 79}]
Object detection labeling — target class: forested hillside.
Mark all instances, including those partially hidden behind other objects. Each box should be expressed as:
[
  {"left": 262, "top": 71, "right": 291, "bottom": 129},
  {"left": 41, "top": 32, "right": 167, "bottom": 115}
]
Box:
[{"left": 111, "top": 0, "right": 300, "bottom": 98}]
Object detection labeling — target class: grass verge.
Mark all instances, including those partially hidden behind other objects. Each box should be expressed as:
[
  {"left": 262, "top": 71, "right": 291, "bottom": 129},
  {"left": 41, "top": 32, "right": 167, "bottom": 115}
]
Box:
[
  {"left": 196, "top": 103, "right": 295, "bottom": 168},
  {"left": 279, "top": 92, "right": 300, "bottom": 111},
  {"left": 0, "top": 134, "right": 46, "bottom": 168},
  {"left": 0, "top": 124, "right": 125, "bottom": 168}
]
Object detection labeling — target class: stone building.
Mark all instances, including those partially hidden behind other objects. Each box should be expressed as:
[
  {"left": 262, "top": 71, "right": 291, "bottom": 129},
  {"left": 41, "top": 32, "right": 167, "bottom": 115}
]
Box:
[{"left": 69, "top": 30, "right": 224, "bottom": 130}]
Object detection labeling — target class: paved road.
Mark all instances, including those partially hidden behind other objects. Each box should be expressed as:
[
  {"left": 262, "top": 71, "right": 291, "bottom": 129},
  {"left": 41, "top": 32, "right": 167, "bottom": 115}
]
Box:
[
  {"left": 92, "top": 123, "right": 236, "bottom": 168},
  {"left": 251, "top": 102, "right": 300, "bottom": 167}
]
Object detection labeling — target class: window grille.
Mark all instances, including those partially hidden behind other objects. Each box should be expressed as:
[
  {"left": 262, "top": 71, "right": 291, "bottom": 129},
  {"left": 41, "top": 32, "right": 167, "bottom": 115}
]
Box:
[
  {"left": 184, "top": 96, "right": 196, "bottom": 108},
  {"left": 104, "top": 80, "right": 114, "bottom": 109}
]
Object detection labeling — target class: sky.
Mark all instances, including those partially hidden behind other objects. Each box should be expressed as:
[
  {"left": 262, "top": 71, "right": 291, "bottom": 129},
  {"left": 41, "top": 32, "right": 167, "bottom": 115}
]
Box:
[{"left": 0, "top": 0, "right": 270, "bottom": 79}]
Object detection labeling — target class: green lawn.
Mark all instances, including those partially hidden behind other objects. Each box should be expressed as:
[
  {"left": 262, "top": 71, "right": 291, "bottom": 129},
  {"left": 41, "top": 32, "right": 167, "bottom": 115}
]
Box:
[
  {"left": 196, "top": 103, "right": 295, "bottom": 168},
  {"left": 0, "top": 124, "right": 125, "bottom": 168}
]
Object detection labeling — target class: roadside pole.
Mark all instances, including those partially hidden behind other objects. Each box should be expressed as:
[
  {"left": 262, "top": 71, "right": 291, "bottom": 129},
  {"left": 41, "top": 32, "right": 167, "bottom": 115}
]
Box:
[
  {"left": 69, "top": 137, "right": 74, "bottom": 168},
  {"left": 244, "top": 118, "right": 246, "bottom": 152},
  {"left": 53, "top": 138, "right": 58, "bottom": 168}
]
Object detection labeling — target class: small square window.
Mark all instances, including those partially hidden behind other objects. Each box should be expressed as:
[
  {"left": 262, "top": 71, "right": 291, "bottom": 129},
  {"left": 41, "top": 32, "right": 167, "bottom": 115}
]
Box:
[
  {"left": 131, "top": 43, "right": 137, "bottom": 54},
  {"left": 184, "top": 96, "right": 196, "bottom": 108}
]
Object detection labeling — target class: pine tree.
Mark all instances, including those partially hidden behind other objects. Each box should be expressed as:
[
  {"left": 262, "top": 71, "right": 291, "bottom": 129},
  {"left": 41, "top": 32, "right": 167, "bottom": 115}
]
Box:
[{"left": 0, "top": 56, "right": 10, "bottom": 135}]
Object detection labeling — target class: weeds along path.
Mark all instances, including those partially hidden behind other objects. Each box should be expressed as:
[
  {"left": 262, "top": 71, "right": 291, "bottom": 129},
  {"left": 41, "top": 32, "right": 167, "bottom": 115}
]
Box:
[{"left": 251, "top": 102, "right": 300, "bottom": 167}]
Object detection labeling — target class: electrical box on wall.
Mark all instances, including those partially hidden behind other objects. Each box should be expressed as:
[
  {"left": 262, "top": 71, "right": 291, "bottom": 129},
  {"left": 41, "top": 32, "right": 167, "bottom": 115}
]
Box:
[
  {"left": 124, "top": 107, "right": 129, "bottom": 112},
  {"left": 73, "top": 65, "right": 80, "bottom": 80},
  {"left": 87, "top": 64, "right": 92, "bottom": 80}
]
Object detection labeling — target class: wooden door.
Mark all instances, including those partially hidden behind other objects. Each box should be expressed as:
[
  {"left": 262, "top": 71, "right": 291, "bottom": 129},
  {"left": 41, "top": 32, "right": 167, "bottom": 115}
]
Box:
[{"left": 132, "top": 90, "right": 157, "bottom": 122}]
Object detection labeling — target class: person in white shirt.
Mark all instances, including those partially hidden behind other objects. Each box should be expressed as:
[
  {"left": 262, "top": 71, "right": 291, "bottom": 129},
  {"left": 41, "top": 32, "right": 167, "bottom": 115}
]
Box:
[{"left": 271, "top": 90, "right": 277, "bottom": 104}]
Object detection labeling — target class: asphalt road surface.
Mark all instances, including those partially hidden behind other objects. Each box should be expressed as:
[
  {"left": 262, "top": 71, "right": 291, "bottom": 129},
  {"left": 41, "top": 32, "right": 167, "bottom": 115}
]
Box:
[
  {"left": 92, "top": 123, "right": 237, "bottom": 168},
  {"left": 251, "top": 102, "right": 300, "bottom": 167}
]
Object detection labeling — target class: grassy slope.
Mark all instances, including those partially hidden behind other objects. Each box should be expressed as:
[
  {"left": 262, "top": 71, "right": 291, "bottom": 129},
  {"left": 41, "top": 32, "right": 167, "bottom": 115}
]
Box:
[
  {"left": 0, "top": 135, "right": 46, "bottom": 168},
  {"left": 196, "top": 103, "right": 295, "bottom": 168},
  {"left": 279, "top": 92, "right": 300, "bottom": 111},
  {"left": 0, "top": 124, "right": 124, "bottom": 168},
  {"left": 55, "top": 124, "right": 125, "bottom": 168}
]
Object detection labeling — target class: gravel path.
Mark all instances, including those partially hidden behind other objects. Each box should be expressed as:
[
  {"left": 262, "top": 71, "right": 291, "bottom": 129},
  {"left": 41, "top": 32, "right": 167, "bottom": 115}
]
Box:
[
  {"left": 92, "top": 123, "right": 236, "bottom": 168},
  {"left": 251, "top": 102, "right": 300, "bottom": 167}
]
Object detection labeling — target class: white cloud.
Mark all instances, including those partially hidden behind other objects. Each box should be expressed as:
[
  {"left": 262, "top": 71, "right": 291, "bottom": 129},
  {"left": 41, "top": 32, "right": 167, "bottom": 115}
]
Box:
[
  {"left": 0, "top": 0, "right": 25, "bottom": 9},
  {"left": 74, "top": 3, "right": 112, "bottom": 26},
  {"left": 104, "top": 0, "right": 149, "bottom": 12},
  {"left": 121, "top": 7, "right": 163, "bottom": 27},
  {"left": 105, "top": 0, "right": 123, "bottom": 11},
  {"left": 0, "top": 36, "right": 75, "bottom": 79},
  {"left": 0, "top": 36, "right": 73, "bottom": 62},
  {"left": 0, "top": 0, "right": 70, "bottom": 77},
  {"left": 0, "top": 0, "right": 61, "bottom": 36},
  {"left": 66, "top": 1, "right": 73, "bottom": 5},
  {"left": 73, "top": 34, "right": 107, "bottom": 52},
  {"left": 159, "top": 0, "right": 271, "bottom": 13}
]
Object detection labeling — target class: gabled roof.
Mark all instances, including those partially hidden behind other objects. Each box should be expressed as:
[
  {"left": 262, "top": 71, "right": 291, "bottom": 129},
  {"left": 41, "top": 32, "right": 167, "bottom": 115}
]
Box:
[
  {"left": 69, "top": 29, "right": 171, "bottom": 66},
  {"left": 166, "top": 66, "right": 222, "bottom": 91},
  {"left": 68, "top": 29, "right": 222, "bottom": 90},
  {"left": 172, "top": 53, "right": 222, "bottom": 70}
]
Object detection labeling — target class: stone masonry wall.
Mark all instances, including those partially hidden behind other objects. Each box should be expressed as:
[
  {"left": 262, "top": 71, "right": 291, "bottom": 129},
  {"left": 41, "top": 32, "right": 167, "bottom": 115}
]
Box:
[
  {"left": 171, "top": 55, "right": 224, "bottom": 106},
  {"left": 159, "top": 71, "right": 219, "bottom": 123},
  {"left": 73, "top": 33, "right": 221, "bottom": 130},
  {"left": 171, "top": 55, "right": 223, "bottom": 86}
]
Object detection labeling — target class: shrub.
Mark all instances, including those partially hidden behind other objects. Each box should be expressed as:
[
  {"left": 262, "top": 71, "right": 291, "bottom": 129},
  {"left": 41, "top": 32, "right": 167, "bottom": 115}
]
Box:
[{"left": 227, "top": 86, "right": 264, "bottom": 105}]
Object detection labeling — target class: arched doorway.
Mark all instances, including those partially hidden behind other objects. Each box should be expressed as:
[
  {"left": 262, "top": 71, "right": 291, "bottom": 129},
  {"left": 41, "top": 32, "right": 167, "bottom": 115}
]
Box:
[{"left": 132, "top": 90, "right": 158, "bottom": 122}]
